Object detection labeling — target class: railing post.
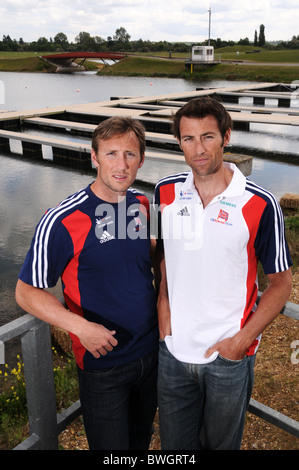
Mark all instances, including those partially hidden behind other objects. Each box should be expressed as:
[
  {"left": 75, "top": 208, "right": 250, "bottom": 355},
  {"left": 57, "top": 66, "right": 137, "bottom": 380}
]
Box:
[{"left": 21, "top": 319, "right": 58, "bottom": 450}]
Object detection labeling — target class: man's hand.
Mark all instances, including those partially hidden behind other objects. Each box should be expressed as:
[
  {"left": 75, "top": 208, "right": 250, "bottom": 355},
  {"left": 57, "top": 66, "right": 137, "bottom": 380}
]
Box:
[
  {"left": 78, "top": 322, "right": 118, "bottom": 358},
  {"left": 205, "top": 336, "right": 246, "bottom": 361},
  {"left": 205, "top": 269, "right": 293, "bottom": 361},
  {"left": 15, "top": 279, "right": 118, "bottom": 359}
]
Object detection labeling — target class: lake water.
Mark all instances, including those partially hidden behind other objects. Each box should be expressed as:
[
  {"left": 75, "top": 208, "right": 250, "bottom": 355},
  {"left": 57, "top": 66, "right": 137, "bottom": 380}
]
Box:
[
  {"left": 0, "top": 71, "right": 299, "bottom": 329},
  {"left": 1, "top": 72, "right": 249, "bottom": 111}
]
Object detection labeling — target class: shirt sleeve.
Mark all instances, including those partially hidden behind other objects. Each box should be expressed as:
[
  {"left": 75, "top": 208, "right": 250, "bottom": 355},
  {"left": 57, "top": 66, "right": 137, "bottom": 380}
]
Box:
[
  {"left": 18, "top": 212, "right": 74, "bottom": 289},
  {"left": 254, "top": 198, "right": 292, "bottom": 274}
]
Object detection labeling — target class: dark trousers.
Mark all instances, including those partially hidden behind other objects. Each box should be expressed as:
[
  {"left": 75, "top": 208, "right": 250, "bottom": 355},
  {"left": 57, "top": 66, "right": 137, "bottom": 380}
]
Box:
[{"left": 77, "top": 349, "right": 158, "bottom": 450}]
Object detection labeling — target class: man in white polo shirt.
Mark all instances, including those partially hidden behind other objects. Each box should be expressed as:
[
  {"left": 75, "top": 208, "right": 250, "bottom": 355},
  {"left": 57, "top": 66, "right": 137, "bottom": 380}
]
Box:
[{"left": 153, "top": 96, "right": 292, "bottom": 450}]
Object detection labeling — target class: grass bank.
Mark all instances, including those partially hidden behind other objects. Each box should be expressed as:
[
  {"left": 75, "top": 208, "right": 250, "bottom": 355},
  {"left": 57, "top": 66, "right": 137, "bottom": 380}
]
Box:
[
  {"left": 0, "top": 49, "right": 298, "bottom": 82},
  {"left": 138, "top": 47, "right": 299, "bottom": 63},
  {"left": 98, "top": 56, "right": 299, "bottom": 83},
  {"left": 0, "top": 54, "right": 100, "bottom": 73},
  {"left": 213, "top": 45, "right": 299, "bottom": 63},
  {"left": 0, "top": 56, "right": 57, "bottom": 72}
]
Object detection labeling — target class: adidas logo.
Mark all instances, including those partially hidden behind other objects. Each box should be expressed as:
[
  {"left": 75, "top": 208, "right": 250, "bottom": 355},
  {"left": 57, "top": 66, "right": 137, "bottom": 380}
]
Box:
[
  {"left": 100, "top": 230, "right": 115, "bottom": 244},
  {"left": 177, "top": 206, "right": 190, "bottom": 216}
]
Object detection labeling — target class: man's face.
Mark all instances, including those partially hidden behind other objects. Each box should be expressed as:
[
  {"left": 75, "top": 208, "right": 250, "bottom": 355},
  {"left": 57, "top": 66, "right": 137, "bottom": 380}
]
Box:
[
  {"left": 91, "top": 131, "right": 144, "bottom": 202},
  {"left": 178, "top": 115, "right": 231, "bottom": 178}
]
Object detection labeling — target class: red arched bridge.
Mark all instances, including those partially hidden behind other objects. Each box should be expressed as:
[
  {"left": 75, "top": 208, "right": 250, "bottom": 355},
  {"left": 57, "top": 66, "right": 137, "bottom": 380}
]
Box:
[{"left": 41, "top": 52, "right": 125, "bottom": 72}]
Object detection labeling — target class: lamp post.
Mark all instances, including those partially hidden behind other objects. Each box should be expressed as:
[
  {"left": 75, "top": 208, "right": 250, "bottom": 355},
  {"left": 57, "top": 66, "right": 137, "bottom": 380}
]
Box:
[{"left": 208, "top": 7, "right": 211, "bottom": 46}]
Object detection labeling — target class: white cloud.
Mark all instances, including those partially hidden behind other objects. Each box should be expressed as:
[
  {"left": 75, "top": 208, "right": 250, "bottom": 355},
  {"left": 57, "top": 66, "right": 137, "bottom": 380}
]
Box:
[{"left": 0, "top": 0, "right": 298, "bottom": 43}]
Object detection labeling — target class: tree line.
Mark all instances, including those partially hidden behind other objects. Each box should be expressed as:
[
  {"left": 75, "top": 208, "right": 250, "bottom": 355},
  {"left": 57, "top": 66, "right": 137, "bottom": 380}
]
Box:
[{"left": 1, "top": 26, "right": 299, "bottom": 53}]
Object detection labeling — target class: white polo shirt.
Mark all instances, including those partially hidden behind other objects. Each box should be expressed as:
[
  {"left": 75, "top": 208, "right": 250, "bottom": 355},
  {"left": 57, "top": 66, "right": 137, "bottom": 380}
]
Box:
[{"left": 153, "top": 163, "right": 292, "bottom": 364}]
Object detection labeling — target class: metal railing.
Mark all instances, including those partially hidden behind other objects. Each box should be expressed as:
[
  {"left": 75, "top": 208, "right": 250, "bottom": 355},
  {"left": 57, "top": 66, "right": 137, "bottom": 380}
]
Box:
[
  {"left": 0, "top": 297, "right": 298, "bottom": 450},
  {"left": 0, "top": 314, "right": 81, "bottom": 450}
]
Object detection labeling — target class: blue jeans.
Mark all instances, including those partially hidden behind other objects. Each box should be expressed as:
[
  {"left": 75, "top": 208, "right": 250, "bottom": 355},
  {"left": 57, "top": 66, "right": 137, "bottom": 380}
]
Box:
[
  {"left": 158, "top": 341, "right": 255, "bottom": 450},
  {"left": 77, "top": 349, "right": 158, "bottom": 450}
]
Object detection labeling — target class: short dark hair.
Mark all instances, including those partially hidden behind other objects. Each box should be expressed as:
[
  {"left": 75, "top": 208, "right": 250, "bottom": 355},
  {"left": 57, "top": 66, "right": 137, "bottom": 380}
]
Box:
[
  {"left": 172, "top": 96, "right": 232, "bottom": 142},
  {"left": 92, "top": 117, "right": 146, "bottom": 160}
]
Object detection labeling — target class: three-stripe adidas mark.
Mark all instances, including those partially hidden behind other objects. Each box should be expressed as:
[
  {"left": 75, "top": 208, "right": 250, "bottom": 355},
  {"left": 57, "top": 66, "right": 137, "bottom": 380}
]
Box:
[{"left": 99, "top": 230, "right": 115, "bottom": 243}]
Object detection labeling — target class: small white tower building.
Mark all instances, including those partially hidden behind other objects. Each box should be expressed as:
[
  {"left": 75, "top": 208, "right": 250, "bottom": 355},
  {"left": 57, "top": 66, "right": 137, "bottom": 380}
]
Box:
[{"left": 191, "top": 45, "right": 214, "bottom": 62}]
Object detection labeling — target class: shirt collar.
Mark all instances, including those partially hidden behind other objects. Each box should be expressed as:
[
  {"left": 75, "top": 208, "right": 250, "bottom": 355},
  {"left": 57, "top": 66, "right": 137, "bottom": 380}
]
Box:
[
  {"left": 180, "top": 163, "right": 246, "bottom": 198},
  {"left": 222, "top": 162, "right": 246, "bottom": 197}
]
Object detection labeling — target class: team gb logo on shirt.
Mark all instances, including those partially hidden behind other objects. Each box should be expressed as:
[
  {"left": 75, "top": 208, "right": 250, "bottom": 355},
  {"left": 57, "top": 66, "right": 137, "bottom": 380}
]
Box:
[{"left": 210, "top": 209, "right": 233, "bottom": 226}]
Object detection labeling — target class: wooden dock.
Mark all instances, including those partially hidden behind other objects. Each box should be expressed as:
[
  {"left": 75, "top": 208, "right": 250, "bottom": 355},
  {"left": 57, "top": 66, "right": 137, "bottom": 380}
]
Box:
[{"left": 0, "top": 82, "right": 298, "bottom": 181}]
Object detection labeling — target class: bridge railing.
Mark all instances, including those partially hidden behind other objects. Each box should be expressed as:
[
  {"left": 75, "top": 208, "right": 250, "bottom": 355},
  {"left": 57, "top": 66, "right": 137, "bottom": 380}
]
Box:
[{"left": 0, "top": 297, "right": 298, "bottom": 450}]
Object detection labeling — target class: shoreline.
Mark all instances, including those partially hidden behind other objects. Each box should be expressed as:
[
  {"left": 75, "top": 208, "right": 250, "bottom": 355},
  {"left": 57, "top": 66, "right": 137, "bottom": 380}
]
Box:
[{"left": 0, "top": 55, "right": 298, "bottom": 83}]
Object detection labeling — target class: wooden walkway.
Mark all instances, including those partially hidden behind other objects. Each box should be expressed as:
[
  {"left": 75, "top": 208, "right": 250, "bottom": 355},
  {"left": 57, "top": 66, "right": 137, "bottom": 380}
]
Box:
[
  {"left": 1, "top": 82, "right": 298, "bottom": 125},
  {"left": 0, "top": 82, "right": 298, "bottom": 179}
]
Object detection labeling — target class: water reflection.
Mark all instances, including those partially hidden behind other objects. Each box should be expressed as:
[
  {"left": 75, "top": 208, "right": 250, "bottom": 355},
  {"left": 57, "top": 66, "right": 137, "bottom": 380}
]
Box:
[
  {"left": 0, "top": 72, "right": 254, "bottom": 112},
  {"left": 250, "top": 157, "right": 299, "bottom": 198},
  {"left": 231, "top": 123, "right": 299, "bottom": 156}
]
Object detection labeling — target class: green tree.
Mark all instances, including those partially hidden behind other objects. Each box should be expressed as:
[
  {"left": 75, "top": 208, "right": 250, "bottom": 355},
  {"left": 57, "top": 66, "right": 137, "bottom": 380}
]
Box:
[
  {"left": 75, "top": 31, "right": 96, "bottom": 51},
  {"left": 54, "top": 32, "right": 69, "bottom": 50},
  {"left": 36, "top": 36, "right": 51, "bottom": 51},
  {"left": 113, "top": 27, "right": 130, "bottom": 43},
  {"left": 238, "top": 37, "right": 250, "bottom": 45},
  {"left": 258, "top": 24, "right": 265, "bottom": 47}
]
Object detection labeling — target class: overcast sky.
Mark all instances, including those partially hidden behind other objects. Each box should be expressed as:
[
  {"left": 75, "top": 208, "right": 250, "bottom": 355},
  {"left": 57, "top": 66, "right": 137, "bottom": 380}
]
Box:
[{"left": 1, "top": 0, "right": 298, "bottom": 44}]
